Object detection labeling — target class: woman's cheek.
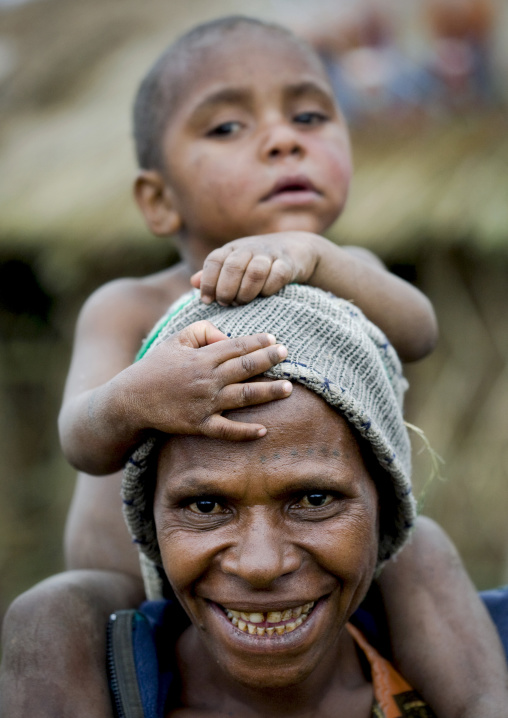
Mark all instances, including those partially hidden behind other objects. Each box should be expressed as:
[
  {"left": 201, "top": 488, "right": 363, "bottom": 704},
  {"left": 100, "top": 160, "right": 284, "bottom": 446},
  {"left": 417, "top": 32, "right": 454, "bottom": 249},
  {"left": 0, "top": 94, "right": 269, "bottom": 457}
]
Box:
[
  {"left": 160, "top": 531, "right": 216, "bottom": 592},
  {"left": 312, "top": 510, "right": 378, "bottom": 581}
]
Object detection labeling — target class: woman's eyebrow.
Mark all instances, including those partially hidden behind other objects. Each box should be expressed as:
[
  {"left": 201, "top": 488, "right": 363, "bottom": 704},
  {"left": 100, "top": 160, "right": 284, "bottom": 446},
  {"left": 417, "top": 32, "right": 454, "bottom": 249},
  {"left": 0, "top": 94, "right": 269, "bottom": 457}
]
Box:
[
  {"left": 164, "top": 475, "right": 238, "bottom": 500},
  {"left": 270, "top": 473, "right": 356, "bottom": 499}
]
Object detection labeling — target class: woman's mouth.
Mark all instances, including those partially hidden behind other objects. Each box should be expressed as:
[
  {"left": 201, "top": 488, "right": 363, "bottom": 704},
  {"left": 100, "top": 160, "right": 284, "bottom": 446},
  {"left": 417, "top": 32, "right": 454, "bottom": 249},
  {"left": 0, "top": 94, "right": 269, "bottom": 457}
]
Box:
[{"left": 222, "top": 601, "right": 315, "bottom": 637}]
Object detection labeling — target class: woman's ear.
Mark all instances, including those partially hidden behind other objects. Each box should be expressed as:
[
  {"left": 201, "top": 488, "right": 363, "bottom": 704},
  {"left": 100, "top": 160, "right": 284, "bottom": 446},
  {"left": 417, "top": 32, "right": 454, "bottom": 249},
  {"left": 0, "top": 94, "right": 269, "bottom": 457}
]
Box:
[{"left": 134, "top": 171, "right": 182, "bottom": 236}]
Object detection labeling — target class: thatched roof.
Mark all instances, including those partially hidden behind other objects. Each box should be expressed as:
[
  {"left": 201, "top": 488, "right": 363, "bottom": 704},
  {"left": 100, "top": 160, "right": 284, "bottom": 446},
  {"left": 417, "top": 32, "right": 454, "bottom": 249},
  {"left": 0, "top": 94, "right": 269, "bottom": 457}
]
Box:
[
  {"left": 332, "top": 112, "right": 508, "bottom": 256},
  {"left": 1, "top": 0, "right": 507, "bottom": 277}
]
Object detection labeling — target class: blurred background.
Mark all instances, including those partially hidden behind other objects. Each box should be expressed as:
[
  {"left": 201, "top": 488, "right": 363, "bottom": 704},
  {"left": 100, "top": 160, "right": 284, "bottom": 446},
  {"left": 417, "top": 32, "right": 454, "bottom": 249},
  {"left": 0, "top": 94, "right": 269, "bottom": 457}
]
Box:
[{"left": 1, "top": 0, "right": 507, "bottom": 623}]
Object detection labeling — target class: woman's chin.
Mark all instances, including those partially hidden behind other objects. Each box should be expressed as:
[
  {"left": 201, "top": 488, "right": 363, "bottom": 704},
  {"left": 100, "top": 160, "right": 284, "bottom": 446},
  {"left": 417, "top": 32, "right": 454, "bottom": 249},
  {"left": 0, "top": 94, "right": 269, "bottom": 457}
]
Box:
[{"left": 193, "top": 594, "right": 345, "bottom": 688}]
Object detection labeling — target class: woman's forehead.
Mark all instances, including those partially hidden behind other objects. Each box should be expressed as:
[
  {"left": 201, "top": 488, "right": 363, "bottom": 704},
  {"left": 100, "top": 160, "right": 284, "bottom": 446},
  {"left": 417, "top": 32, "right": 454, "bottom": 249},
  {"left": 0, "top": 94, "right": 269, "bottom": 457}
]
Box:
[{"left": 156, "top": 385, "right": 368, "bottom": 487}]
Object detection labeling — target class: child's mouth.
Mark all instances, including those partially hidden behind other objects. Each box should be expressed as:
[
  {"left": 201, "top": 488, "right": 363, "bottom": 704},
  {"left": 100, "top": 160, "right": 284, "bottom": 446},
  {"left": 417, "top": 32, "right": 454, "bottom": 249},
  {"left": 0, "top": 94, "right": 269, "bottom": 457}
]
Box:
[
  {"left": 222, "top": 601, "right": 315, "bottom": 636},
  {"left": 263, "top": 176, "right": 319, "bottom": 200}
]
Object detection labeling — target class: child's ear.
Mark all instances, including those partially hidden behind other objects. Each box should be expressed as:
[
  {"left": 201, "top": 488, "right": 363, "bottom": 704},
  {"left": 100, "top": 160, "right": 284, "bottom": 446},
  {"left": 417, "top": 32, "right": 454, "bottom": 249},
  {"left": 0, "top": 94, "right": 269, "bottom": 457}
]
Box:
[{"left": 134, "top": 171, "right": 182, "bottom": 236}]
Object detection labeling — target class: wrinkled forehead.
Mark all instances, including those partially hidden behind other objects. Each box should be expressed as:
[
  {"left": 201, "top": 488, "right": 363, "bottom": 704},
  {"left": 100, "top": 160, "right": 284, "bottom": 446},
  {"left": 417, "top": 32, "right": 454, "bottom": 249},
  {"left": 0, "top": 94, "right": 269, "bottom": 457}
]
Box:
[{"left": 156, "top": 383, "right": 370, "bottom": 487}]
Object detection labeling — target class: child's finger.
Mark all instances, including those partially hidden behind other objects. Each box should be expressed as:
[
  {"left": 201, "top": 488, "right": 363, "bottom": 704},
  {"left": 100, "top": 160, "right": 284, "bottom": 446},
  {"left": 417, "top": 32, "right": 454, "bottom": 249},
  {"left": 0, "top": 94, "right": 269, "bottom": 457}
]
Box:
[
  {"left": 178, "top": 320, "right": 228, "bottom": 348},
  {"left": 200, "top": 250, "right": 230, "bottom": 304},
  {"left": 234, "top": 254, "right": 272, "bottom": 304},
  {"left": 260, "top": 258, "right": 293, "bottom": 297},
  {"left": 208, "top": 332, "right": 279, "bottom": 363},
  {"left": 190, "top": 270, "right": 202, "bottom": 289},
  {"left": 218, "top": 343, "right": 288, "bottom": 383},
  {"left": 201, "top": 415, "right": 269, "bottom": 441},
  {"left": 214, "top": 249, "right": 253, "bottom": 305},
  {"left": 219, "top": 378, "right": 293, "bottom": 410}
]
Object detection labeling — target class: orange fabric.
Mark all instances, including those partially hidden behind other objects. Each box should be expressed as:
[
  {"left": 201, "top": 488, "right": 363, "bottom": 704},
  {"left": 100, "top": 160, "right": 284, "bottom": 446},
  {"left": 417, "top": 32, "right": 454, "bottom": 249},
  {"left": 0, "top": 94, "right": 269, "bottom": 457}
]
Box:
[{"left": 346, "top": 623, "right": 413, "bottom": 718}]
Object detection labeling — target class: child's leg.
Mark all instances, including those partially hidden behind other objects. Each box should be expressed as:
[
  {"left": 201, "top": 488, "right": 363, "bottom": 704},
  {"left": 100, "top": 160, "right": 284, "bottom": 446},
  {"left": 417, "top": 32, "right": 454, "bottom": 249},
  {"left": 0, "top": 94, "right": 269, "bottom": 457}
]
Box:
[
  {"left": 64, "top": 471, "right": 141, "bottom": 575},
  {"left": 1, "top": 471, "right": 143, "bottom": 718},
  {"left": 377, "top": 516, "right": 508, "bottom": 718},
  {"left": 0, "top": 569, "right": 144, "bottom": 718}
]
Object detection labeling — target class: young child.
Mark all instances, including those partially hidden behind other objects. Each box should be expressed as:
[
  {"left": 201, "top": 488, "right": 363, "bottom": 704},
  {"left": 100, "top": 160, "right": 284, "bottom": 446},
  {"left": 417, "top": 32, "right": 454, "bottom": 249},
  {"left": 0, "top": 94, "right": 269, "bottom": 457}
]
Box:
[{"left": 1, "top": 16, "right": 506, "bottom": 718}]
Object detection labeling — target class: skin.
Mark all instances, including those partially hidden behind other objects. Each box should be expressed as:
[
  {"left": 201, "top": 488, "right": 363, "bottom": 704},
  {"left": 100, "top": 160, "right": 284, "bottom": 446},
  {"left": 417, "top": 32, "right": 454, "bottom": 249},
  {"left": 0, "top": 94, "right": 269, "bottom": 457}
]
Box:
[
  {"left": 58, "top": 23, "right": 437, "bottom": 477},
  {"left": 0, "top": 570, "right": 144, "bottom": 718},
  {"left": 2, "top": 22, "right": 506, "bottom": 718},
  {"left": 377, "top": 517, "right": 508, "bottom": 717},
  {"left": 157, "top": 31, "right": 352, "bottom": 245},
  {"left": 61, "top": 320, "right": 292, "bottom": 475},
  {"left": 155, "top": 385, "right": 378, "bottom": 717}
]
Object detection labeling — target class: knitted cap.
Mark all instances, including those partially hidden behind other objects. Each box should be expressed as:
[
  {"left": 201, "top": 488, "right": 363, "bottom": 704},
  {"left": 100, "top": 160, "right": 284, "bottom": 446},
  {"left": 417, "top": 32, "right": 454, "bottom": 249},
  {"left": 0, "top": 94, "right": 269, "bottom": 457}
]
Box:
[{"left": 123, "top": 285, "right": 415, "bottom": 598}]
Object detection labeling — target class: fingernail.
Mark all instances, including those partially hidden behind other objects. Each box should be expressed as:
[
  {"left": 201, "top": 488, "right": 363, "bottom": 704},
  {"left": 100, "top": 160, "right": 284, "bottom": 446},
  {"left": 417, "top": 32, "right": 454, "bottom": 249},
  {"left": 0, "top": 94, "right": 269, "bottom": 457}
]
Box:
[
  {"left": 257, "top": 427, "right": 267, "bottom": 437},
  {"left": 282, "top": 381, "right": 293, "bottom": 394},
  {"left": 201, "top": 296, "right": 212, "bottom": 305},
  {"left": 277, "top": 345, "right": 288, "bottom": 359},
  {"left": 266, "top": 333, "right": 276, "bottom": 344}
]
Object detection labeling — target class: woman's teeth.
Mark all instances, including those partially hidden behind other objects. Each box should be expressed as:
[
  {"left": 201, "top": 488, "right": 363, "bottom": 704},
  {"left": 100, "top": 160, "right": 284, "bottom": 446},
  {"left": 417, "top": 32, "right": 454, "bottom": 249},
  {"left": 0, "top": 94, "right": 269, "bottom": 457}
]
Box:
[{"left": 225, "top": 602, "right": 315, "bottom": 636}]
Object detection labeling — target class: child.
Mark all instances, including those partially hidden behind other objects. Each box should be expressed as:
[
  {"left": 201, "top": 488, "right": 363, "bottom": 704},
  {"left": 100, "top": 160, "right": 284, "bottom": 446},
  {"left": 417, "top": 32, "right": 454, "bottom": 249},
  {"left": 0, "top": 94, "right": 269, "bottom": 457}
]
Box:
[{"left": 1, "top": 16, "right": 506, "bottom": 718}]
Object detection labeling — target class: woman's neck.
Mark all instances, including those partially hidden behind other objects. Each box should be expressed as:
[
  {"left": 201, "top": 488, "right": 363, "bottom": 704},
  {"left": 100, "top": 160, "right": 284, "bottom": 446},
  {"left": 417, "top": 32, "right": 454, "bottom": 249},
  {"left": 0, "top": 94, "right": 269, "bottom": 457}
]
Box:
[{"left": 173, "top": 624, "right": 373, "bottom": 718}]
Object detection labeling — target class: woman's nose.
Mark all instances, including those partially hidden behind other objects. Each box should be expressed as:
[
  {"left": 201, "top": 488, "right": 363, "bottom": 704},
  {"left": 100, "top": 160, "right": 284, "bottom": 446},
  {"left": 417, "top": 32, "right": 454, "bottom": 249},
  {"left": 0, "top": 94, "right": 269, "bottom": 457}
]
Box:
[
  {"left": 221, "top": 513, "right": 301, "bottom": 588},
  {"left": 260, "top": 122, "right": 305, "bottom": 161}
]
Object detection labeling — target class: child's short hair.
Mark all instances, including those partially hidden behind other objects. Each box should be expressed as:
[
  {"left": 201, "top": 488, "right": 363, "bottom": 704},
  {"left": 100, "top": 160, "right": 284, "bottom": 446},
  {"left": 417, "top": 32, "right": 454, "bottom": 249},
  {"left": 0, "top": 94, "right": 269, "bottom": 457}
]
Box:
[{"left": 132, "top": 15, "right": 320, "bottom": 173}]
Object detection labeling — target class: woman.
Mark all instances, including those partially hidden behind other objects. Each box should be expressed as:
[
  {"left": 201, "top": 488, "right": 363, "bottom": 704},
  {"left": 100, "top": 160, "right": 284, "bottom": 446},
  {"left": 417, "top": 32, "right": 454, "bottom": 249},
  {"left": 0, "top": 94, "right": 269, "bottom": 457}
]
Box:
[{"left": 111, "top": 285, "right": 507, "bottom": 717}]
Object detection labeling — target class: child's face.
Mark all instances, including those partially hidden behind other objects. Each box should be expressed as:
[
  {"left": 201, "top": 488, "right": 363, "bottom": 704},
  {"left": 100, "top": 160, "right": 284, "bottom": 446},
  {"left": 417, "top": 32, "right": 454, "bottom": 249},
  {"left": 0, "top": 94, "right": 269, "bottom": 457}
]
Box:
[{"left": 160, "top": 29, "right": 352, "bottom": 247}]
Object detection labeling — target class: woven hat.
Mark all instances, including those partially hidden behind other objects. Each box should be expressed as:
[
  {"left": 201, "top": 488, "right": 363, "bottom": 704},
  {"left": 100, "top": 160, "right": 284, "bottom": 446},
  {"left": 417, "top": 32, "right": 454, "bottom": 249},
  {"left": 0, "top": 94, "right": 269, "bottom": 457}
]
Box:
[{"left": 123, "top": 285, "right": 415, "bottom": 599}]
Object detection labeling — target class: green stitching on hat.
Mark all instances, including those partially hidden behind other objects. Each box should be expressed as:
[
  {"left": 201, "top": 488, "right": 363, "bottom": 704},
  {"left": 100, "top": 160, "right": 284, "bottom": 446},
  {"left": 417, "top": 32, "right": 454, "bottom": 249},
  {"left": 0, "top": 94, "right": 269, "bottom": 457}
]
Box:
[{"left": 135, "top": 290, "right": 197, "bottom": 362}]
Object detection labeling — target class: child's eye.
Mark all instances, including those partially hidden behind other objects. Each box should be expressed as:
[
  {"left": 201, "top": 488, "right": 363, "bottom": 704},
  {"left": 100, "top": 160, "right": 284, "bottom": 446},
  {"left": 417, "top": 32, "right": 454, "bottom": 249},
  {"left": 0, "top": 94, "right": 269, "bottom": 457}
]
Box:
[
  {"left": 299, "top": 492, "right": 334, "bottom": 508},
  {"left": 188, "top": 499, "right": 223, "bottom": 514},
  {"left": 207, "top": 121, "right": 242, "bottom": 137},
  {"left": 293, "top": 111, "right": 328, "bottom": 126}
]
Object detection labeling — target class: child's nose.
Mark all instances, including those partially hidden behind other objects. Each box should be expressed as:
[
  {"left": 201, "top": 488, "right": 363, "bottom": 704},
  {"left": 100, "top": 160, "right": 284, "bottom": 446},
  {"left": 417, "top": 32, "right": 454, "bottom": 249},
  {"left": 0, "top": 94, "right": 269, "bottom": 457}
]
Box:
[
  {"left": 220, "top": 511, "right": 302, "bottom": 588},
  {"left": 260, "top": 122, "right": 305, "bottom": 161}
]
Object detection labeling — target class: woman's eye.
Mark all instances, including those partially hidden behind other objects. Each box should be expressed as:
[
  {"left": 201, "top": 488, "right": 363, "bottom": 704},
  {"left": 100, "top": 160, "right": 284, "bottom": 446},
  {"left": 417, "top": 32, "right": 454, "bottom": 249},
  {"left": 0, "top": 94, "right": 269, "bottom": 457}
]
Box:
[
  {"left": 294, "top": 111, "right": 328, "bottom": 126},
  {"left": 299, "top": 493, "right": 334, "bottom": 508},
  {"left": 188, "top": 499, "right": 222, "bottom": 514},
  {"left": 207, "top": 121, "right": 242, "bottom": 137}
]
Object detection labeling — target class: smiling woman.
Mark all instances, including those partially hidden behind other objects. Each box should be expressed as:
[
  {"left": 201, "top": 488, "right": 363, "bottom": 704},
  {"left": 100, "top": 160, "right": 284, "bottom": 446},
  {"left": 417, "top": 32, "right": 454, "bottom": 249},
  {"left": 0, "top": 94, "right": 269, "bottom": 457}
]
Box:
[
  {"left": 112, "top": 284, "right": 431, "bottom": 717},
  {"left": 153, "top": 388, "right": 380, "bottom": 697}
]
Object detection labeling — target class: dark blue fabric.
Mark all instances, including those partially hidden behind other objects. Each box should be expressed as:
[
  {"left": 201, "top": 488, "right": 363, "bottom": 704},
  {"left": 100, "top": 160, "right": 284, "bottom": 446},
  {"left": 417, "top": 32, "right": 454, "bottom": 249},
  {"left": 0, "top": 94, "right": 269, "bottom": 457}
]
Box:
[
  {"left": 131, "top": 603, "right": 169, "bottom": 717},
  {"left": 481, "top": 587, "right": 508, "bottom": 661},
  {"left": 132, "top": 600, "right": 190, "bottom": 717},
  {"left": 130, "top": 589, "right": 508, "bottom": 717}
]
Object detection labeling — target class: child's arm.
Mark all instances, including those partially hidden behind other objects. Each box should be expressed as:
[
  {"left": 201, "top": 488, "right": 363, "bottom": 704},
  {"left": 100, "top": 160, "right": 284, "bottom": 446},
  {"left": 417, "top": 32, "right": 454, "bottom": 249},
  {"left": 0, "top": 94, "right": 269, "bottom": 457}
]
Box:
[
  {"left": 191, "top": 231, "right": 438, "bottom": 362},
  {"left": 377, "top": 517, "right": 508, "bottom": 717},
  {"left": 59, "top": 280, "right": 292, "bottom": 476}
]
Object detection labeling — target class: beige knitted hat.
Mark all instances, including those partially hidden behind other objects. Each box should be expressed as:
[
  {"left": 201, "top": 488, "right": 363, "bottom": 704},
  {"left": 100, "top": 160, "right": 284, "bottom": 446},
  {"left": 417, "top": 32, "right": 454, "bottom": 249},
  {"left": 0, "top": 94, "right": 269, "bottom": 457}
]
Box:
[{"left": 122, "top": 285, "right": 415, "bottom": 599}]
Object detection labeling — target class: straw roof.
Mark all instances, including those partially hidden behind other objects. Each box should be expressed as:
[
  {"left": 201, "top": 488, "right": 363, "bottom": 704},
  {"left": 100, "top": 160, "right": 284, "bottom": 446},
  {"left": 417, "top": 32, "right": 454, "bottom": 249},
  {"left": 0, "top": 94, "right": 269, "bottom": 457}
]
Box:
[
  {"left": 1, "top": 0, "right": 507, "bottom": 279},
  {"left": 333, "top": 113, "right": 508, "bottom": 256}
]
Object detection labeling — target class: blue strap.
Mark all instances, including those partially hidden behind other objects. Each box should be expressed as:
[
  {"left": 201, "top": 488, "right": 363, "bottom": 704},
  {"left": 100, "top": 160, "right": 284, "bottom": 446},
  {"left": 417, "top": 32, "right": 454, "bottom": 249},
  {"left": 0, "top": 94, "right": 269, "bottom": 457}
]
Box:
[
  {"left": 481, "top": 586, "right": 508, "bottom": 661},
  {"left": 128, "top": 589, "right": 508, "bottom": 716}
]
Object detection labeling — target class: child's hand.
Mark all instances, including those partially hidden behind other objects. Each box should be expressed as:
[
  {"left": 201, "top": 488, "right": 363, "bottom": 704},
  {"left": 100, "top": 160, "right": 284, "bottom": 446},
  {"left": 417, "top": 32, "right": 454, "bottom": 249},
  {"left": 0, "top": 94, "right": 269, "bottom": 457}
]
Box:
[
  {"left": 129, "top": 320, "right": 292, "bottom": 441},
  {"left": 190, "top": 232, "right": 320, "bottom": 306}
]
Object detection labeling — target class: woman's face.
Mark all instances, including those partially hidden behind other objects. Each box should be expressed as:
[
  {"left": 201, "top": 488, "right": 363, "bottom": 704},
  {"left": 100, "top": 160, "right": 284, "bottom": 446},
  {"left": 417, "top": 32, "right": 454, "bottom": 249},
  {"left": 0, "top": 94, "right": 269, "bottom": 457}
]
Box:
[{"left": 154, "top": 385, "right": 379, "bottom": 690}]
